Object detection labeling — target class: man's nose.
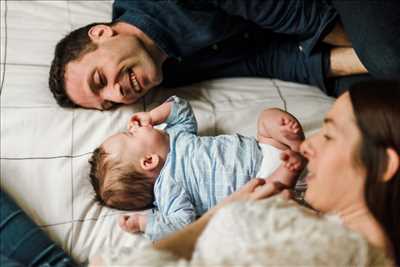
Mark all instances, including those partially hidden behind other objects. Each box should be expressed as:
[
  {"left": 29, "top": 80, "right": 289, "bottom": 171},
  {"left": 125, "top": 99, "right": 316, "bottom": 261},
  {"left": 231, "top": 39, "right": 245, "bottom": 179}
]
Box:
[{"left": 101, "top": 83, "right": 123, "bottom": 102}]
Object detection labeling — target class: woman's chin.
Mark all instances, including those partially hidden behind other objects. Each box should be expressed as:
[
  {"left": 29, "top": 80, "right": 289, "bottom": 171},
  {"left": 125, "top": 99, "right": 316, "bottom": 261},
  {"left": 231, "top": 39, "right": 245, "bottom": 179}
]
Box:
[{"left": 304, "top": 190, "right": 319, "bottom": 210}]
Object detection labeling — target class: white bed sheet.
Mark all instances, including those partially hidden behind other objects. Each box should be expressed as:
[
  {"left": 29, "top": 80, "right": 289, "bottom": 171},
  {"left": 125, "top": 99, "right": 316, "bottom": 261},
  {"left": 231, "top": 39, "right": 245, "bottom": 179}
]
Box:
[{"left": 0, "top": 0, "right": 334, "bottom": 262}]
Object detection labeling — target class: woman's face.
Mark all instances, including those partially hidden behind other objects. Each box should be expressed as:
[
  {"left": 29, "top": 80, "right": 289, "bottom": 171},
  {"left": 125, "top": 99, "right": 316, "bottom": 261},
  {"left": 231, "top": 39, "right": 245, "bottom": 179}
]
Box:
[{"left": 300, "top": 93, "right": 366, "bottom": 213}]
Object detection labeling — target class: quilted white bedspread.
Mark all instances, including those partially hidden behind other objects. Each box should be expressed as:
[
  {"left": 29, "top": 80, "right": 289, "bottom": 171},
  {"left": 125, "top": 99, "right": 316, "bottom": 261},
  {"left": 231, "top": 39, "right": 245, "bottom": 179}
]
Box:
[{"left": 0, "top": 0, "right": 334, "bottom": 263}]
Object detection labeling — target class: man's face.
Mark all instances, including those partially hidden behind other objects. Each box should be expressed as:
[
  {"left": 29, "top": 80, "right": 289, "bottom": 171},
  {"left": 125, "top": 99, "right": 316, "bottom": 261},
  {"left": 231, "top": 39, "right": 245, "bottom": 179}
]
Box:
[{"left": 65, "top": 34, "right": 163, "bottom": 110}]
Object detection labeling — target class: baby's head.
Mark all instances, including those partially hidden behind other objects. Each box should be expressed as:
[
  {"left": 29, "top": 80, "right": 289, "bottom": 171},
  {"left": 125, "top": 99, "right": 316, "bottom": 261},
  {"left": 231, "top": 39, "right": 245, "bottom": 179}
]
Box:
[{"left": 89, "top": 124, "right": 169, "bottom": 210}]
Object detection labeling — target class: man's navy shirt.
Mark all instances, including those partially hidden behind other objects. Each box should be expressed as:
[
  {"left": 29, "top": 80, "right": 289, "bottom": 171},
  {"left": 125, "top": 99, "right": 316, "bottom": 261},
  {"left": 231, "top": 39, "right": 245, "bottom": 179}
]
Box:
[{"left": 112, "top": 0, "right": 337, "bottom": 90}]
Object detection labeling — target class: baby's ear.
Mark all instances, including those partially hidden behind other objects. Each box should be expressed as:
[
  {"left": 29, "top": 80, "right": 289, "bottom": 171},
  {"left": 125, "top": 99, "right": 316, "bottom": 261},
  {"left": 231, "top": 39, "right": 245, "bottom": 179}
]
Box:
[{"left": 140, "top": 154, "right": 160, "bottom": 171}]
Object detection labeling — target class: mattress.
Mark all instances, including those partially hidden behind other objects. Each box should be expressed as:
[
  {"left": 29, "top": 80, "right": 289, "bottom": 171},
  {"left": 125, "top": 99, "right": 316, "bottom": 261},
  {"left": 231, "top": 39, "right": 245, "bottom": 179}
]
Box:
[{"left": 0, "top": 0, "right": 334, "bottom": 263}]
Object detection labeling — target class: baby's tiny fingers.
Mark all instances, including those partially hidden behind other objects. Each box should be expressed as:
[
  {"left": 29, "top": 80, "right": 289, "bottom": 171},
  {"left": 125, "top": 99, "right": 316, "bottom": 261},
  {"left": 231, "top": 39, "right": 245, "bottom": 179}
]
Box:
[{"left": 251, "top": 182, "right": 285, "bottom": 200}]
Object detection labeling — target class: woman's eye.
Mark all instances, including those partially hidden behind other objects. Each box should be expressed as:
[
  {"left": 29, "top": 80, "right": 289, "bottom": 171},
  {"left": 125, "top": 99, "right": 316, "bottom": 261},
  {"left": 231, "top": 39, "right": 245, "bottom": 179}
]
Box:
[{"left": 323, "top": 134, "right": 331, "bottom": 141}]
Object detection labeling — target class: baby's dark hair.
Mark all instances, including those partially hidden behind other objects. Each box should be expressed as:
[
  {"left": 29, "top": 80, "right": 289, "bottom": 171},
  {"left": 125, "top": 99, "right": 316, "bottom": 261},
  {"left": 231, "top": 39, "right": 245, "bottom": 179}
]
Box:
[{"left": 89, "top": 147, "right": 154, "bottom": 211}]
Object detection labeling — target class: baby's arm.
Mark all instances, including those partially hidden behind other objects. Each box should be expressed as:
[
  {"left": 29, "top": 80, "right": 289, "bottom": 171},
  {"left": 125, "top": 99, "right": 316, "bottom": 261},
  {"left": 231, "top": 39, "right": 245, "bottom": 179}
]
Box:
[
  {"left": 121, "top": 186, "right": 196, "bottom": 240},
  {"left": 128, "top": 96, "right": 197, "bottom": 135},
  {"left": 128, "top": 101, "right": 173, "bottom": 129},
  {"left": 257, "top": 108, "right": 304, "bottom": 152}
]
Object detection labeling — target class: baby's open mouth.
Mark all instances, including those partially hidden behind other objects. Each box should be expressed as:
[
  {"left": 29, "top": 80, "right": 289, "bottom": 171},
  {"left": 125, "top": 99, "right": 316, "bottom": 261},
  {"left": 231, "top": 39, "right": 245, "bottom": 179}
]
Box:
[{"left": 129, "top": 69, "right": 142, "bottom": 93}]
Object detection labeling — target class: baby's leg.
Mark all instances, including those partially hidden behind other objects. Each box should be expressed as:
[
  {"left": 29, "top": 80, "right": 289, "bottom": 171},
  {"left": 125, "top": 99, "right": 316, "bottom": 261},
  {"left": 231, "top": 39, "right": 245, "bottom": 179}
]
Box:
[
  {"left": 257, "top": 108, "right": 305, "bottom": 152},
  {"left": 266, "top": 150, "right": 306, "bottom": 188}
]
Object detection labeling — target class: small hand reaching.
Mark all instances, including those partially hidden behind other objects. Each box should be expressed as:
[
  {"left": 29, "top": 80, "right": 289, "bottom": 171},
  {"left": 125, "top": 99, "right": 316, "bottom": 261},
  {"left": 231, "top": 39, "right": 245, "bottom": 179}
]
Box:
[{"left": 128, "top": 112, "right": 153, "bottom": 131}]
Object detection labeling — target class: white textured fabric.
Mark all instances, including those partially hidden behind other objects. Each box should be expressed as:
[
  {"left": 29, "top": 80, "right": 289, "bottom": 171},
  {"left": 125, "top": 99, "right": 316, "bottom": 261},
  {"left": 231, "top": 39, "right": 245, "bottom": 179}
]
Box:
[
  {"left": 103, "top": 197, "right": 390, "bottom": 267},
  {"left": 256, "top": 143, "right": 282, "bottom": 178},
  {"left": 1, "top": 0, "right": 335, "bottom": 263}
]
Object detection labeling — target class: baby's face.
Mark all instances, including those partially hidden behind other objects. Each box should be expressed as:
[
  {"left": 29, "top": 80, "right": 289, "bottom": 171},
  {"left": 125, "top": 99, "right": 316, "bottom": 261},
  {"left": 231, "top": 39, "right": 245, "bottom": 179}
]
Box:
[{"left": 103, "top": 125, "right": 168, "bottom": 166}]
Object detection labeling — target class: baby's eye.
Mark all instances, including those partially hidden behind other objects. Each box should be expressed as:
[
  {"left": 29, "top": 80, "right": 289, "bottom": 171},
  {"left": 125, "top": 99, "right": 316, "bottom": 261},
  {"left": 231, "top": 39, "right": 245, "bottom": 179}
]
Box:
[{"left": 125, "top": 131, "right": 133, "bottom": 136}]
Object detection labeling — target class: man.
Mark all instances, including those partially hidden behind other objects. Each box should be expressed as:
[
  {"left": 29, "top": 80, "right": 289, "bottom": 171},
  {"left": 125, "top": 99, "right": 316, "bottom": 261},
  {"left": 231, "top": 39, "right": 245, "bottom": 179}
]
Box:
[
  {"left": 49, "top": 0, "right": 378, "bottom": 110},
  {"left": 328, "top": 0, "right": 400, "bottom": 94}
]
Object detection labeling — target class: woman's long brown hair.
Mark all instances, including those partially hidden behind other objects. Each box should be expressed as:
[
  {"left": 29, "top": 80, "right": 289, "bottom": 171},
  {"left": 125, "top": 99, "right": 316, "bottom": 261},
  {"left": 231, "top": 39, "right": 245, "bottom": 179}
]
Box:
[{"left": 349, "top": 80, "right": 400, "bottom": 265}]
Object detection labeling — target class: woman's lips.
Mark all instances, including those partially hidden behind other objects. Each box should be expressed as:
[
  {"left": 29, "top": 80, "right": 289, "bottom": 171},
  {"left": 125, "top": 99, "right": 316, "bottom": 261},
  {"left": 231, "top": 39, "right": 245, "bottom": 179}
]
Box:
[{"left": 305, "top": 170, "right": 315, "bottom": 182}]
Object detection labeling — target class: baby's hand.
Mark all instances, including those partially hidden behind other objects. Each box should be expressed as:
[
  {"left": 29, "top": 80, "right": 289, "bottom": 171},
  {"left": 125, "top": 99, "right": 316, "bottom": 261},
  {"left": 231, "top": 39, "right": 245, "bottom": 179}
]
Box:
[
  {"left": 119, "top": 213, "right": 148, "bottom": 234},
  {"left": 128, "top": 112, "right": 152, "bottom": 131}
]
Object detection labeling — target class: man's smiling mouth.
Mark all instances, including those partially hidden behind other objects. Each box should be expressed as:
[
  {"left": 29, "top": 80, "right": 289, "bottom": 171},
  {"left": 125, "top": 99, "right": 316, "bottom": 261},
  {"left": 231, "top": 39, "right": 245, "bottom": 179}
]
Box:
[{"left": 129, "top": 69, "right": 141, "bottom": 93}]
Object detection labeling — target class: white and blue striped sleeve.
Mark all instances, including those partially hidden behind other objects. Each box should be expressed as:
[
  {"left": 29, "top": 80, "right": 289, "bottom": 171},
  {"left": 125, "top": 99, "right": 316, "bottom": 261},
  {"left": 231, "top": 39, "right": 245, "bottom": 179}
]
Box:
[
  {"left": 144, "top": 188, "right": 197, "bottom": 240},
  {"left": 164, "top": 96, "right": 198, "bottom": 135}
]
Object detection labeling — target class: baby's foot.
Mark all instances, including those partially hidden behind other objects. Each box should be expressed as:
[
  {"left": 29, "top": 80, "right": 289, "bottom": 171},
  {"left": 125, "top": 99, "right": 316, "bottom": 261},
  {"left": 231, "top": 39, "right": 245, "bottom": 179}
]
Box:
[
  {"left": 279, "top": 116, "right": 305, "bottom": 152},
  {"left": 119, "top": 214, "right": 141, "bottom": 234},
  {"left": 277, "top": 150, "right": 306, "bottom": 187},
  {"left": 281, "top": 150, "right": 305, "bottom": 173}
]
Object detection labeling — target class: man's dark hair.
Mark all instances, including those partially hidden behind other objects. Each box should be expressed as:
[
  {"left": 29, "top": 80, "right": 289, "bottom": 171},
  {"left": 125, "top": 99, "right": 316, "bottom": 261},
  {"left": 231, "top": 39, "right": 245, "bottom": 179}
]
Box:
[
  {"left": 48, "top": 22, "right": 113, "bottom": 108},
  {"left": 89, "top": 147, "right": 154, "bottom": 211}
]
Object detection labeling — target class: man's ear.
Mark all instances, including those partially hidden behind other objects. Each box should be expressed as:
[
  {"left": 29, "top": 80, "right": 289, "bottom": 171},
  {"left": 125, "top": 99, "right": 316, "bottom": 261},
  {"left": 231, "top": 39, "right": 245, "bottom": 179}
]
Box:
[
  {"left": 88, "top": 24, "right": 114, "bottom": 42},
  {"left": 382, "top": 147, "right": 399, "bottom": 182},
  {"left": 140, "top": 154, "right": 160, "bottom": 172}
]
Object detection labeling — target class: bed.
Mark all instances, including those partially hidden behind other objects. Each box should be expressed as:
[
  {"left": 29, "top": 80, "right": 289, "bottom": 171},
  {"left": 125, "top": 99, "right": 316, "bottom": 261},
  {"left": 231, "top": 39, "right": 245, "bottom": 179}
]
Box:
[{"left": 0, "top": 0, "right": 334, "bottom": 263}]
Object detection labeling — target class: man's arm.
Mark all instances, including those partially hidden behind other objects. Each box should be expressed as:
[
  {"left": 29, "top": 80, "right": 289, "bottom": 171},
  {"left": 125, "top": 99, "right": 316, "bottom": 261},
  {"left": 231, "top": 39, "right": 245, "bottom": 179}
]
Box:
[
  {"left": 322, "top": 21, "right": 351, "bottom": 46},
  {"left": 216, "top": 1, "right": 337, "bottom": 36},
  {"left": 328, "top": 47, "right": 367, "bottom": 77},
  {"left": 214, "top": 0, "right": 338, "bottom": 53}
]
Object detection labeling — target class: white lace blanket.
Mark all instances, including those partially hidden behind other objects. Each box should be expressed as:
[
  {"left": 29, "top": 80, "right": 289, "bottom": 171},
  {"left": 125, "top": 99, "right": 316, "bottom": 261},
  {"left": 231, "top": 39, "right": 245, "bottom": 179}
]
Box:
[{"left": 102, "top": 197, "right": 390, "bottom": 266}]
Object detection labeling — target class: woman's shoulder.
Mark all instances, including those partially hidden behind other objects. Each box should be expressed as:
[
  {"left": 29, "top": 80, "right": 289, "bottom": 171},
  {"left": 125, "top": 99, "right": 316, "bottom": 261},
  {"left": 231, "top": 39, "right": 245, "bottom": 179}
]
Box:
[{"left": 193, "top": 196, "right": 391, "bottom": 266}]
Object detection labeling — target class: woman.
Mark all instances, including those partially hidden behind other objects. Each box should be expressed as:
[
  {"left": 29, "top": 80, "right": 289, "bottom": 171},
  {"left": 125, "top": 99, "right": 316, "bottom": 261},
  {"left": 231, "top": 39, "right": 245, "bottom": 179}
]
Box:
[{"left": 92, "top": 80, "right": 399, "bottom": 266}]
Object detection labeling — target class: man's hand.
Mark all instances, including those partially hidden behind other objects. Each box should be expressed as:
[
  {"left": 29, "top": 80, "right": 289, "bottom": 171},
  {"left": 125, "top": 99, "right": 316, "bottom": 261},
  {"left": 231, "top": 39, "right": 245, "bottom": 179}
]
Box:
[
  {"left": 328, "top": 47, "right": 367, "bottom": 77},
  {"left": 322, "top": 21, "right": 351, "bottom": 46},
  {"left": 128, "top": 112, "right": 152, "bottom": 131}
]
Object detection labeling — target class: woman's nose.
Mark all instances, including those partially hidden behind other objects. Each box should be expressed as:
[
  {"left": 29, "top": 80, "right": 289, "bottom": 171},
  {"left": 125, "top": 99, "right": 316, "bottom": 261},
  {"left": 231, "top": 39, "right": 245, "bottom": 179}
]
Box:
[{"left": 300, "top": 139, "right": 313, "bottom": 159}]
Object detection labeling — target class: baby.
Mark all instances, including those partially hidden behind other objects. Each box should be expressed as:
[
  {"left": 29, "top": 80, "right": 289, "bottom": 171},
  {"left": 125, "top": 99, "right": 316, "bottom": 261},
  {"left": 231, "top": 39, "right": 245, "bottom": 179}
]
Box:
[{"left": 89, "top": 96, "right": 305, "bottom": 240}]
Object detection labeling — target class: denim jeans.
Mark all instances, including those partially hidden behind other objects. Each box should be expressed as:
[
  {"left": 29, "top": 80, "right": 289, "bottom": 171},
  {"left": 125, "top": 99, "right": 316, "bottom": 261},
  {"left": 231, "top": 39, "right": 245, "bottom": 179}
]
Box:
[
  {"left": 330, "top": 0, "right": 400, "bottom": 96},
  {"left": 0, "top": 189, "right": 77, "bottom": 267}
]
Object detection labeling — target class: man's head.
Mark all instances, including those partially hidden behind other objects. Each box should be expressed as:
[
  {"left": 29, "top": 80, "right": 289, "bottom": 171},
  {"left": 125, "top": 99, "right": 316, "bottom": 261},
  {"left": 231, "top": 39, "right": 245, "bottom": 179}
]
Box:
[
  {"left": 49, "top": 22, "right": 165, "bottom": 110},
  {"left": 89, "top": 123, "right": 169, "bottom": 210}
]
